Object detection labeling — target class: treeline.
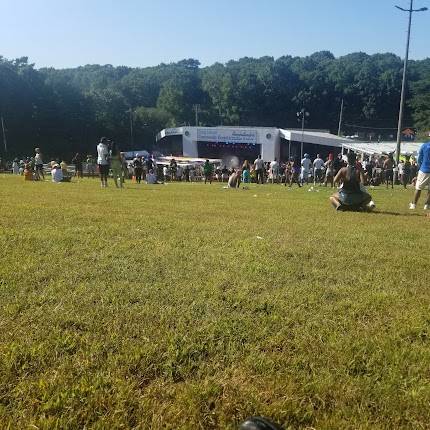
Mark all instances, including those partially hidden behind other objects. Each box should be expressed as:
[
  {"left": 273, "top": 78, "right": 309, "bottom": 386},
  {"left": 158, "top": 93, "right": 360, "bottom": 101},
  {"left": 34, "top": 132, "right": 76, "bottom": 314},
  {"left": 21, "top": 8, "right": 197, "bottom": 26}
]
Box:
[{"left": 0, "top": 52, "right": 429, "bottom": 158}]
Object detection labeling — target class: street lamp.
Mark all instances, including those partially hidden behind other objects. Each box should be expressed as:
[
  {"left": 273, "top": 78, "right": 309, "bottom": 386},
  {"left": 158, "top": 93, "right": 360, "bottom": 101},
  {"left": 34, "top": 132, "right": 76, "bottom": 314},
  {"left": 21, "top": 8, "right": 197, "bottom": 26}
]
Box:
[
  {"left": 394, "top": 0, "right": 427, "bottom": 165},
  {"left": 297, "top": 108, "right": 310, "bottom": 160}
]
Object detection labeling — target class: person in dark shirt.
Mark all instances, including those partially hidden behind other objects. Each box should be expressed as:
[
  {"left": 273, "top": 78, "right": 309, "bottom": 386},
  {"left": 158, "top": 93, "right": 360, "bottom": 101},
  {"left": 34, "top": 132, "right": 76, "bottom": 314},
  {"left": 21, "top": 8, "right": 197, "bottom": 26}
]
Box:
[
  {"left": 330, "top": 152, "right": 375, "bottom": 211},
  {"left": 133, "top": 156, "right": 143, "bottom": 184}
]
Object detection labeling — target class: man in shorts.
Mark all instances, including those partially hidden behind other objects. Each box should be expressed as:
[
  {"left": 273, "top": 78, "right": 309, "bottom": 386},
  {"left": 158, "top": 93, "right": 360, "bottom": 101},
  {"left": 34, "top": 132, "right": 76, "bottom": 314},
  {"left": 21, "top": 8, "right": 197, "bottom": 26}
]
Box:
[{"left": 409, "top": 140, "right": 430, "bottom": 210}]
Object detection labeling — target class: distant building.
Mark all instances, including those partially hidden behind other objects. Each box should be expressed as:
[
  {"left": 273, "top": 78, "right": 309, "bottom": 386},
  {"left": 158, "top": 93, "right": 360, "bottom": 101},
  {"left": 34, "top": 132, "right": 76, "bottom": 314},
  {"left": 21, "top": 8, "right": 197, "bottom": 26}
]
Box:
[{"left": 156, "top": 126, "right": 350, "bottom": 161}]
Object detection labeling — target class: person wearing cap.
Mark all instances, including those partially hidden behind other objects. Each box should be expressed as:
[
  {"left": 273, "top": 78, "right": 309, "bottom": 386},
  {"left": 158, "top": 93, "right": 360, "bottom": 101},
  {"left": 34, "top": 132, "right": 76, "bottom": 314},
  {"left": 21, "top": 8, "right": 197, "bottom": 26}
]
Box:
[
  {"left": 329, "top": 152, "right": 375, "bottom": 211},
  {"left": 97, "top": 137, "right": 110, "bottom": 188},
  {"left": 50, "top": 161, "right": 63, "bottom": 183}
]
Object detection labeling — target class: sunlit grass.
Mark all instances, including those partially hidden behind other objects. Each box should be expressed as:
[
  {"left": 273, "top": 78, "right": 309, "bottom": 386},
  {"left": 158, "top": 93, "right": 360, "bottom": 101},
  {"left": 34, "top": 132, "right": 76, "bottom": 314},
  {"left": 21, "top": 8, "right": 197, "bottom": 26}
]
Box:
[{"left": 0, "top": 175, "right": 429, "bottom": 429}]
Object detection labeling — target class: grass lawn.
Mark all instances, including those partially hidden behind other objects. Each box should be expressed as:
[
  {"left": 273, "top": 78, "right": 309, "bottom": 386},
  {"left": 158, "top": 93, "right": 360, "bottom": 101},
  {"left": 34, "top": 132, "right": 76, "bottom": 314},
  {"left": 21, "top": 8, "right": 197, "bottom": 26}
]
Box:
[{"left": 1, "top": 175, "right": 429, "bottom": 429}]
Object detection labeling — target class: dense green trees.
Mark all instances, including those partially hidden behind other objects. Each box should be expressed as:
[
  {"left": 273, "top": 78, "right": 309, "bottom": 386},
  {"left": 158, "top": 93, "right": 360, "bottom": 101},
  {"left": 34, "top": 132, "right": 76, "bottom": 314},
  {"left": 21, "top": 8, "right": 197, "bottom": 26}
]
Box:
[{"left": 0, "top": 52, "right": 429, "bottom": 158}]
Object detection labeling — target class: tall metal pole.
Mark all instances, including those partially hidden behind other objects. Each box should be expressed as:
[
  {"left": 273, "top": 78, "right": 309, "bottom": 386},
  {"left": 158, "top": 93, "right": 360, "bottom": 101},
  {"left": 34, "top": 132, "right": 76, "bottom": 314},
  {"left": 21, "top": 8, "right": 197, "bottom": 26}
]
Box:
[
  {"left": 1, "top": 116, "right": 7, "bottom": 153},
  {"left": 301, "top": 113, "right": 305, "bottom": 160},
  {"left": 395, "top": 0, "right": 413, "bottom": 165},
  {"left": 338, "top": 98, "right": 344, "bottom": 137}
]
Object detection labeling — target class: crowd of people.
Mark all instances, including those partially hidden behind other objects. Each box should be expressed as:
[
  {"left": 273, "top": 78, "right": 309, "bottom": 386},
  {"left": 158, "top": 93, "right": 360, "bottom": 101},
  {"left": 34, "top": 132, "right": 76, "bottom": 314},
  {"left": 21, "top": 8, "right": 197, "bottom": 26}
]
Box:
[{"left": 3, "top": 137, "right": 430, "bottom": 213}]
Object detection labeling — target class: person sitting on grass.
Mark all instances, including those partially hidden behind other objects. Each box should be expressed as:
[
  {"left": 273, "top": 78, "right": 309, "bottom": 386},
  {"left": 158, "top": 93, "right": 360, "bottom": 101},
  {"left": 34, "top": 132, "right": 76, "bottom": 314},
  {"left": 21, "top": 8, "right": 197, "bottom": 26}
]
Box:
[
  {"left": 228, "top": 169, "right": 241, "bottom": 188},
  {"left": 329, "top": 152, "right": 375, "bottom": 211},
  {"left": 146, "top": 169, "right": 160, "bottom": 184},
  {"left": 50, "top": 162, "right": 64, "bottom": 183}
]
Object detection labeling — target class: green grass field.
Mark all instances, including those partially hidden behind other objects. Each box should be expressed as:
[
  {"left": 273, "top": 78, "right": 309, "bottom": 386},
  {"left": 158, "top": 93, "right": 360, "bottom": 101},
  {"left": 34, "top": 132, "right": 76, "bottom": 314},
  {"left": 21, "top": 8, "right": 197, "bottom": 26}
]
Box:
[{"left": 1, "top": 175, "right": 429, "bottom": 429}]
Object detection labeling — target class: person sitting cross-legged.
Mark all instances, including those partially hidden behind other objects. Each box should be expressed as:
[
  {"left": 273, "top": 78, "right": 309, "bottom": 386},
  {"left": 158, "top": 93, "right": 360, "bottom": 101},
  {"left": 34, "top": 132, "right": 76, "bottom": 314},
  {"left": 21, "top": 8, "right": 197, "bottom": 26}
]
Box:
[{"left": 329, "top": 152, "right": 375, "bottom": 212}]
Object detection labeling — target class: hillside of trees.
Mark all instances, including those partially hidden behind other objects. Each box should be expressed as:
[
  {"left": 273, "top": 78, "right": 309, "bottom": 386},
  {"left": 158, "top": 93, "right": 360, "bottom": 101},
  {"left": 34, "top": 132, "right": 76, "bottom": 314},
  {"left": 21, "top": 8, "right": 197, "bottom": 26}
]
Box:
[{"left": 0, "top": 52, "right": 429, "bottom": 158}]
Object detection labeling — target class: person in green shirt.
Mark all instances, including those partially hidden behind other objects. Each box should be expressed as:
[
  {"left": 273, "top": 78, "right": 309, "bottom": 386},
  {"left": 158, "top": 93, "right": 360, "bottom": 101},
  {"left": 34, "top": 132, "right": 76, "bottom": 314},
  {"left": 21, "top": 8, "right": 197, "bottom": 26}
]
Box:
[{"left": 203, "top": 160, "right": 213, "bottom": 184}]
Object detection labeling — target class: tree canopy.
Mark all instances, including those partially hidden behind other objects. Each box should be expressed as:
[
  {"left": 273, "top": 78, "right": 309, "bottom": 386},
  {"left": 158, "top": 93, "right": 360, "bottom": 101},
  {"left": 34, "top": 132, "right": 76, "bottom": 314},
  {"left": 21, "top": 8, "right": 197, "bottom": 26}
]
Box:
[{"left": 0, "top": 52, "right": 429, "bottom": 158}]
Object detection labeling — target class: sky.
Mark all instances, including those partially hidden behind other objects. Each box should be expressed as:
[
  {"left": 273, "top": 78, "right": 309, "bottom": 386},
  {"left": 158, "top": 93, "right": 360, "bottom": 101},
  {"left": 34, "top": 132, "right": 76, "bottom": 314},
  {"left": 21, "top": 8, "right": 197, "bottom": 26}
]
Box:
[{"left": 1, "top": 0, "right": 429, "bottom": 69}]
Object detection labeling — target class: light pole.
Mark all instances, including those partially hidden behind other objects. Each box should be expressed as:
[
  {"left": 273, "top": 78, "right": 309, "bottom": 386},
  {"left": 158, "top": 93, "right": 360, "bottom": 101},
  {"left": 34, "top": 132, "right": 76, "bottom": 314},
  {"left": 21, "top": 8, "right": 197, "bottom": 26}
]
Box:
[
  {"left": 127, "top": 108, "right": 135, "bottom": 147},
  {"left": 395, "top": 1, "right": 427, "bottom": 164},
  {"left": 297, "top": 108, "right": 310, "bottom": 160}
]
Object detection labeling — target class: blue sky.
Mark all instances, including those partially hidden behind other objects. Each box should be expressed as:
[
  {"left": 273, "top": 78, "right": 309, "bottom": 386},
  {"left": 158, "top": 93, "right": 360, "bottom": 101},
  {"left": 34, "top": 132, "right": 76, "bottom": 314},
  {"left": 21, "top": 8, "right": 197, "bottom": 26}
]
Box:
[{"left": 1, "top": 0, "right": 429, "bottom": 69}]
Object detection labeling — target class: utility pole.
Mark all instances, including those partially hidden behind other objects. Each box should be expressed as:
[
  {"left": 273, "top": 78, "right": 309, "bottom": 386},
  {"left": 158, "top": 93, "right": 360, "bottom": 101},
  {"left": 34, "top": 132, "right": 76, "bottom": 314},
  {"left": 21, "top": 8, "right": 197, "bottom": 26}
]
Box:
[
  {"left": 1, "top": 115, "right": 7, "bottom": 153},
  {"left": 193, "top": 104, "right": 200, "bottom": 126},
  {"left": 395, "top": 0, "right": 428, "bottom": 164},
  {"left": 338, "top": 98, "right": 344, "bottom": 137}
]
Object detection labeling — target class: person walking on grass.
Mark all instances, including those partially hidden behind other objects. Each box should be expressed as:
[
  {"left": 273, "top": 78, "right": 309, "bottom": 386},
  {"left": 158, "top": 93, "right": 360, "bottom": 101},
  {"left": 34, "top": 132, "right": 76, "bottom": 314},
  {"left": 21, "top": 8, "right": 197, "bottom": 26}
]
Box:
[
  {"left": 313, "top": 153, "right": 324, "bottom": 185},
  {"left": 301, "top": 153, "right": 312, "bottom": 185},
  {"left": 97, "top": 137, "right": 110, "bottom": 188},
  {"left": 287, "top": 157, "right": 302, "bottom": 188},
  {"left": 270, "top": 158, "right": 280, "bottom": 184},
  {"left": 329, "top": 152, "right": 375, "bottom": 212},
  {"left": 324, "top": 153, "right": 334, "bottom": 187},
  {"left": 409, "top": 141, "right": 430, "bottom": 210},
  {"left": 133, "top": 155, "right": 143, "bottom": 184},
  {"left": 110, "top": 141, "right": 124, "bottom": 188},
  {"left": 203, "top": 159, "right": 213, "bottom": 184},
  {"left": 384, "top": 153, "right": 394, "bottom": 189},
  {"left": 402, "top": 155, "right": 412, "bottom": 189},
  {"left": 254, "top": 155, "right": 265, "bottom": 184},
  {"left": 86, "top": 154, "right": 96, "bottom": 178},
  {"left": 72, "top": 152, "right": 84, "bottom": 179},
  {"left": 34, "top": 147, "right": 45, "bottom": 181}
]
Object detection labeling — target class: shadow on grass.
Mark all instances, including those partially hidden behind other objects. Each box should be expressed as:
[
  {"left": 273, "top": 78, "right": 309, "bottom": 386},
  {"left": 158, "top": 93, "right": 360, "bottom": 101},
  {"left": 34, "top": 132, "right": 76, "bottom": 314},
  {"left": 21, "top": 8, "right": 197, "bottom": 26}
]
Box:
[{"left": 372, "top": 210, "right": 423, "bottom": 217}]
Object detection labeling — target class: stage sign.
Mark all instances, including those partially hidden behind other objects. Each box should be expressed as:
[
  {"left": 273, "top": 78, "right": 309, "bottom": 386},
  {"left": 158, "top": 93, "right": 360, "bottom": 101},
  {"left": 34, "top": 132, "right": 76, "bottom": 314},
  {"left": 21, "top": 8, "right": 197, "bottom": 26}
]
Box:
[{"left": 197, "top": 128, "right": 257, "bottom": 144}]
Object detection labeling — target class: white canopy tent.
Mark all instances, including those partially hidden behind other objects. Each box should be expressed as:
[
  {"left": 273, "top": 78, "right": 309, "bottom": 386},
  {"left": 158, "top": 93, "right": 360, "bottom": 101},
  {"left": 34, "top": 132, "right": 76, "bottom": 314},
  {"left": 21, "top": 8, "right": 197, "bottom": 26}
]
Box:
[
  {"left": 279, "top": 129, "right": 348, "bottom": 148},
  {"left": 341, "top": 141, "right": 422, "bottom": 156}
]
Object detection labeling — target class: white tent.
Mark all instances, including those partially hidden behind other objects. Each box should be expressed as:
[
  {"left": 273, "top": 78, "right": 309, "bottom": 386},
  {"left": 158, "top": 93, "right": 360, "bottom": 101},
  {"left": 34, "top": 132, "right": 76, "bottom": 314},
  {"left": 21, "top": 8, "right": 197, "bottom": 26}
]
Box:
[
  {"left": 279, "top": 129, "right": 349, "bottom": 148},
  {"left": 341, "top": 141, "right": 422, "bottom": 156}
]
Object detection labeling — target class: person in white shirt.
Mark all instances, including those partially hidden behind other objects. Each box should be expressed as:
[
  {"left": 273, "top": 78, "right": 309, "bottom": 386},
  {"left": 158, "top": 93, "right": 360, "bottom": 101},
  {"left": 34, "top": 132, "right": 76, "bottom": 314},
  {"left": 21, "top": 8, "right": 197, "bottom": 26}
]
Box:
[
  {"left": 313, "top": 154, "right": 325, "bottom": 185},
  {"left": 51, "top": 162, "right": 63, "bottom": 183},
  {"left": 301, "top": 154, "right": 312, "bottom": 185},
  {"left": 254, "top": 155, "right": 265, "bottom": 184},
  {"left": 12, "top": 159, "right": 20, "bottom": 175},
  {"left": 97, "top": 137, "right": 110, "bottom": 188},
  {"left": 34, "top": 148, "right": 45, "bottom": 181},
  {"left": 270, "top": 158, "right": 280, "bottom": 184}
]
